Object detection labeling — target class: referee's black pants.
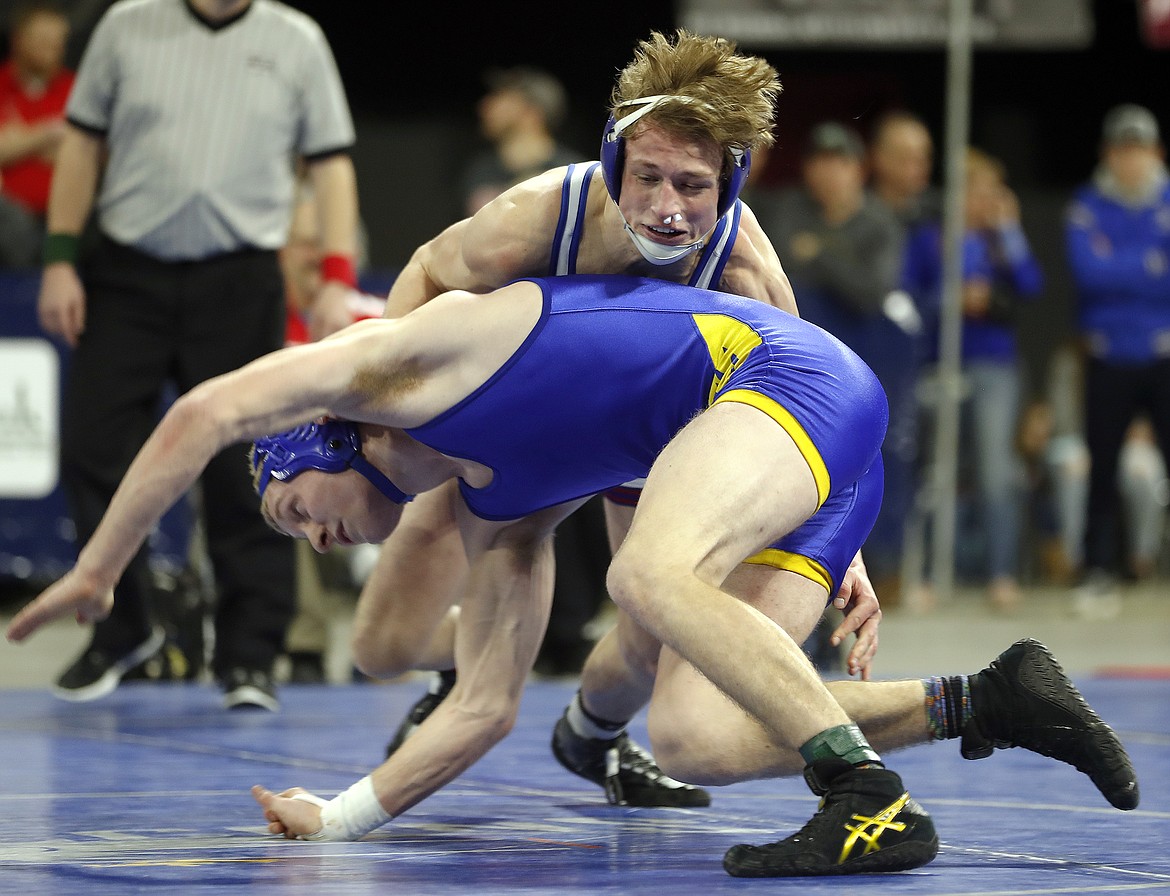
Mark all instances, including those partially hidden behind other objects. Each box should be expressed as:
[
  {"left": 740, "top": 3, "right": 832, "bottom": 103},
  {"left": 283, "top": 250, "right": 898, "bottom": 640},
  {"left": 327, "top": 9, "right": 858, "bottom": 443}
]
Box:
[
  {"left": 61, "top": 236, "right": 295, "bottom": 677},
  {"left": 1082, "top": 355, "right": 1170, "bottom": 576}
]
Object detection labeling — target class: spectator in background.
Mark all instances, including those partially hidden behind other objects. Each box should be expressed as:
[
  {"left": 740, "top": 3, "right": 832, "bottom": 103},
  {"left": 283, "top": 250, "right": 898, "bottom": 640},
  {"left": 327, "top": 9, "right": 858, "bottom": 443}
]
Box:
[
  {"left": 758, "top": 121, "right": 914, "bottom": 619},
  {"left": 35, "top": 0, "right": 359, "bottom": 710},
  {"left": 866, "top": 110, "right": 941, "bottom": 608},
  {"left": 1020, "top": 344, "right": 1168, "bottom": 589},
  {"left": 461, "top": 67, "right": 582, "bottom": 216},
  {"left": 0, "top": 1, "right": 72, "bottom": 268},
  {"left": 905, "top": 148, "right": 1043, "bottom": 611},
  {"left": 1065, "top": 103, "right": 1170, "bottom": 620},
  {"left": 869, "top": 110, "right": 940, "bottom": 232}
]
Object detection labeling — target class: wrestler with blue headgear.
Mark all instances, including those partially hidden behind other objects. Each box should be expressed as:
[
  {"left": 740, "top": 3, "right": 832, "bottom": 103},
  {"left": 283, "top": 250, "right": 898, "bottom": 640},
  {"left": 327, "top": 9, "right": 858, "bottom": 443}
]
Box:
[{"left": 7, "top": 274, "right": 1136, "bottom": 876}]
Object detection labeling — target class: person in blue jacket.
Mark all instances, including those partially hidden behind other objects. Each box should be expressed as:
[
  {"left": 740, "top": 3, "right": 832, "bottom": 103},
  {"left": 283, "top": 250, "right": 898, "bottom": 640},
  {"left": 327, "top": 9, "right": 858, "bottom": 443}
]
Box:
[
  {"left": 903, "top": 148, "right": 1043, "bottom": 611},
  {"left": 1065, "top": 103, "right": 1170, "bottom": 618}
]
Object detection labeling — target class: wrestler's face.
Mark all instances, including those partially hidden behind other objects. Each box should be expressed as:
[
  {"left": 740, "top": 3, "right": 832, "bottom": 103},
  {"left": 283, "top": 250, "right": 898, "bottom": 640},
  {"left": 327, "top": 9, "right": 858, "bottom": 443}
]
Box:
[
  {"left": 261, "top": 471, "right": 403, "bottom": 551},
  {"left": 619, "top": 123, "right": 724, "bottom": 246}
]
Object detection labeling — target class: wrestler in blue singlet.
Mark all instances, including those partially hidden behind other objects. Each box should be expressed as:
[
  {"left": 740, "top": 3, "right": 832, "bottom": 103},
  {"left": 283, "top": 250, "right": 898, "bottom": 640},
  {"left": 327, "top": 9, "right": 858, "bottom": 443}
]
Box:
[{"left": 407, "top": 275, "right": 888, "bottom": 595}]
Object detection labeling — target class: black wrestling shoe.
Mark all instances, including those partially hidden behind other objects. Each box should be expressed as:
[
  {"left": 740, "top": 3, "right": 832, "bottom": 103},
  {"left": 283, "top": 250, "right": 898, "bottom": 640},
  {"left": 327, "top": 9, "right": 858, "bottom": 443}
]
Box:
[
  {"left": 385, "top": 670, "right": 456, "bottom": 758},
  {"left": 551, "top": 714, "right": 711, "bottom": 807},
  {"left": 962, "top": 638, "right": 1140, "bottom": 810},
  {"left": 52, "top": 627, "right": 166, "bottom": 702},
  {"left": 221, "top": 667, "right": 279, "bottom": 712},
  {"left": 723, "top": 759, "right": 938, "bottom": 877}
]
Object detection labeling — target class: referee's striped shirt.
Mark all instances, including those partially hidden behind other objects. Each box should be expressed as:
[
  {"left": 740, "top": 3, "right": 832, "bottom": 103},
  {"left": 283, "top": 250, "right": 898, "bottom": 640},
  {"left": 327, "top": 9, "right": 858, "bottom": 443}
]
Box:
[{"left": 66, "top": 0, "right": 355, "bottom": 261}]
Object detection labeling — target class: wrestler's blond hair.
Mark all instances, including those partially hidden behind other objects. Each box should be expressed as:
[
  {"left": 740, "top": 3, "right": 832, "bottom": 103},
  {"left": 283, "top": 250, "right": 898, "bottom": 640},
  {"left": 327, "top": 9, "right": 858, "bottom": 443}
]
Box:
[{"left": 610, "top": 29, "right": 781, "bottom": 156}]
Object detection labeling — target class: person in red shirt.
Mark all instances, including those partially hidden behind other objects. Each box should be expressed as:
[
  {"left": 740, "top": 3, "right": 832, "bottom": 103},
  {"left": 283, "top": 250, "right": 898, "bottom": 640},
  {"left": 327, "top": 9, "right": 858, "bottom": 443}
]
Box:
[{"left": 0, "top": 1, "right": 73, "bottom": 267}]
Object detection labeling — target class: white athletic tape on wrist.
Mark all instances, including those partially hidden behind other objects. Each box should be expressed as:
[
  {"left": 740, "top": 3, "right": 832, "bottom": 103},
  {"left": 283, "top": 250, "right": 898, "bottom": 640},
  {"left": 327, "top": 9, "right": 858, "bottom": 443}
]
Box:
[{"left": 292, "top": 777, "right": 391, "bottom": 841}]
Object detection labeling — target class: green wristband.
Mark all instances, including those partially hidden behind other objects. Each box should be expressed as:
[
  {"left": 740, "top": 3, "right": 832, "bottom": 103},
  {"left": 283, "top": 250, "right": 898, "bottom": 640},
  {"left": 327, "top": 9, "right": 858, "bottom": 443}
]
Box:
[{"left": 42, "top": 233, "right": 80, "bottom": 265}]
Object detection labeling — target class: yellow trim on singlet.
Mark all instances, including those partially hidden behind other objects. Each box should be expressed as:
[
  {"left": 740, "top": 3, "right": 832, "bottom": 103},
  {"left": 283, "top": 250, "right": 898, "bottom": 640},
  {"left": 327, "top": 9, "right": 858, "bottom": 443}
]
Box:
[
  {"left": 744, "top": 548, "right": 833, "bottom": 592},
  {"left": 712, "top": 388, "right": 831, "bottom": 507}
]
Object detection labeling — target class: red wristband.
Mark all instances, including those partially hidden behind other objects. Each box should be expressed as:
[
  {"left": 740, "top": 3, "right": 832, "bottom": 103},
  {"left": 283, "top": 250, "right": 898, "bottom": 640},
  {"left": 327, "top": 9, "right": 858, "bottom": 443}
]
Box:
[{"left": 320, "top": 253, "right": 357, "bottom": 288}]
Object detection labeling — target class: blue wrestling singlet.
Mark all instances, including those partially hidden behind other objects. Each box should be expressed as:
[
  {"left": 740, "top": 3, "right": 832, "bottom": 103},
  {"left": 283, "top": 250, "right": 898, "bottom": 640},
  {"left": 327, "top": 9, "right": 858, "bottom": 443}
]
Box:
[
  {"left": 549, "top": 162, "right": 744, "bottom": 507},
  {"left": 406, "top": 275, "right": 889, "bottom": 593}
]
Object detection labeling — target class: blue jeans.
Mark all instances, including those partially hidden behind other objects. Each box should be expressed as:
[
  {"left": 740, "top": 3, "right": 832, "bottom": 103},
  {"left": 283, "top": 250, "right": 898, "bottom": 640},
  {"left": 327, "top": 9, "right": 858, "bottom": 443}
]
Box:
[{"left": 959, "top": 360, "right": 1026, "bottom": 581}]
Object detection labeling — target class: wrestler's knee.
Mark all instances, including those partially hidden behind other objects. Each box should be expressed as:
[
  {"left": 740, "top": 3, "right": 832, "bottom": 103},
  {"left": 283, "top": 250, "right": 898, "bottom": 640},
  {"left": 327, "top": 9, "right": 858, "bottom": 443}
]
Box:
[
  {"left": 350, "top": 627, "right": 416, "bottom": 680},
  {"left": 645, "top": 702, "right": 741, "bottom": 786},
  {"left": 606, "top": 543, "right": 679, "bottom": 622}
]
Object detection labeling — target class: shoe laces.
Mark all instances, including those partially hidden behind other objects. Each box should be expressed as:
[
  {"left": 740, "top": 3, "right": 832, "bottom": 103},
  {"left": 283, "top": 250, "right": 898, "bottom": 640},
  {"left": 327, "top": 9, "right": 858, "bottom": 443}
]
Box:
[{"left": 602, "top": 736, "right": 684, "bottom": 805}]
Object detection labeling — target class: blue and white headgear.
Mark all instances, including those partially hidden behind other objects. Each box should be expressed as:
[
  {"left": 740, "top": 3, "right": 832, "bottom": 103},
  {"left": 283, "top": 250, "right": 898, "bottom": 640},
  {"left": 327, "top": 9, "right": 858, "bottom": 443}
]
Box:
[
  {"left": 253, "top": 420, "right": 414, "bottom": 504},
  {"left": 600, "top": 94, "right": 751, "bottom": 265}
]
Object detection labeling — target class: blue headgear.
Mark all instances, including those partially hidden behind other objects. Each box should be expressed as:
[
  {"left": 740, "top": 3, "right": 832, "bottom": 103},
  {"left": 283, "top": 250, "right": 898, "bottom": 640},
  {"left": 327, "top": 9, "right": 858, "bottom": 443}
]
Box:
[
  {"left": 600, "top": 95, "right": 752, "bottom": 220},
  {"left": 253, "top": 420, "right": 415, "bottom": 504}
]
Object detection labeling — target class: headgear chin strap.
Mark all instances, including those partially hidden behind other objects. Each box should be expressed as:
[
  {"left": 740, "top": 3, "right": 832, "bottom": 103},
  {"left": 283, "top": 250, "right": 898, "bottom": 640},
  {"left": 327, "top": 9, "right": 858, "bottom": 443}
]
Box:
[
  {"left": 253, "top": 420, "right": 414, "bottom": 504},
  {"left": 621, "top": 221, "right": 704, "bottom": 266}
]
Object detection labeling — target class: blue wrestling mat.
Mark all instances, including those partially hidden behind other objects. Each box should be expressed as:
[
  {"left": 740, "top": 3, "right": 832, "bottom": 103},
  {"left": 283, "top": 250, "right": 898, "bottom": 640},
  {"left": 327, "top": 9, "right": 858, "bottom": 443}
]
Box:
[{"left": 1, "top": 678, "right": 1166, "bottom": 894}]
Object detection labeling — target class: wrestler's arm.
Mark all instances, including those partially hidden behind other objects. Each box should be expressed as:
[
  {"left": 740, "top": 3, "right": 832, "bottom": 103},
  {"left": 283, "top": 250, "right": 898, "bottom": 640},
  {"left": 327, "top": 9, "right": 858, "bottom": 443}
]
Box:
[
  {"left": 382, "top": 168, "right": 569, "bottom": 319},
  {"left": 4, "top": 321, "right": 420, "bottom": 643},
  {"left": 254, "top": 504, "right": 560, "bottom": 840}
]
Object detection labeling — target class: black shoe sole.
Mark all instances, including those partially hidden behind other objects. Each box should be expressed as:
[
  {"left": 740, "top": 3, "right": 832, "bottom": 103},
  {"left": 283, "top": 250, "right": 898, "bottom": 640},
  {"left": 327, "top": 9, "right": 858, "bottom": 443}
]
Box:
[{"left": 724, "top": 833, "right": 939, "bottom": 877}]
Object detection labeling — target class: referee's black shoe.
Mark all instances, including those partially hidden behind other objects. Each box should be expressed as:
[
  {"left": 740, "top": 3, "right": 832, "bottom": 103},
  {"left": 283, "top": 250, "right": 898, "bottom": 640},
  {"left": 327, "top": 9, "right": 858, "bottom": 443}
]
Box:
[
  {"left": 551, "top": 713, "right": 711, "bottom": 807},
  {"left": 52, "top": 627, "right": 165, "bottom": 702},
  {"left": 385, "top": 670, "right": 456, "bottom": 758},
  {"left": 723, "top": 759, "right": 938, "bottom": 877},
  {"left": 962, "top": 638, "right": 1140, "bottom": 810}
]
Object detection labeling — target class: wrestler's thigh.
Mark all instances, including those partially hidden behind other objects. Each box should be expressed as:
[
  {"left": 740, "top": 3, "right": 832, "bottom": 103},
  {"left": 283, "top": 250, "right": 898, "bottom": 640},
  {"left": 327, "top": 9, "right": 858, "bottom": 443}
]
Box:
[{"left": 621, "top": 402, "right": 820, "bottom": 583}]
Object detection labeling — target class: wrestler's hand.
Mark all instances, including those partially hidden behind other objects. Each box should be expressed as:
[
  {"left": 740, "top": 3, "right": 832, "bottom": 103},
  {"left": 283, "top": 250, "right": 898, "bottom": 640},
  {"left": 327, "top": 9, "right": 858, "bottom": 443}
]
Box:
[
  {"left": 829, "top": 551, "right": 881, "bottom": 680},
  {"left": 5, "top": 568, "right": 113, "bottom": 643},
  {"left": 252, "top": 785, "right": 325, "bottom": 840},
  {"left": 308, "top": 281, "right": 356, "bottom": 341}
]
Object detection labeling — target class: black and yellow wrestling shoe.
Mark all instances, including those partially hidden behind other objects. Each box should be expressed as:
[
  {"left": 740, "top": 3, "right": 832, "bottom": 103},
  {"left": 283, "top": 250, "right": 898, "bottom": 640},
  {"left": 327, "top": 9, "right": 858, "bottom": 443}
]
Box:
[
  {"left": 963, "top": 638, "right": 1140, "bottom": 810},
  {"left": 551, "top": 714, "right": 711, "bottom": 808},
  {"left": 723, "top": 759, "right": 938, "bottom": 877}
]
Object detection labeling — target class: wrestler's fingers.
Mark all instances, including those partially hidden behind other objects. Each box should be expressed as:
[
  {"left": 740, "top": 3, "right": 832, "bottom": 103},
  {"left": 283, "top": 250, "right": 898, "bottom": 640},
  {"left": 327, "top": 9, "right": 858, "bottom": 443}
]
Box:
[
  {"left": 830, "top": 599, "right": 879, "bottom": 646},
  {"left": 846, "top": 624, "right": 880, "bottom": 679},
  {"left": 6, "top": 593, "right": 70, "bottom": 642}
]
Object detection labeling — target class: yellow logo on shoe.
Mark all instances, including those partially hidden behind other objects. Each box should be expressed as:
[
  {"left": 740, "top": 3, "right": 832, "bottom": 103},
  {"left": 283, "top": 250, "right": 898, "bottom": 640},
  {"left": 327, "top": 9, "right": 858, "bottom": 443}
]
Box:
[{"left": 838, "top": 792, "right": 911, "bottom": 863}]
